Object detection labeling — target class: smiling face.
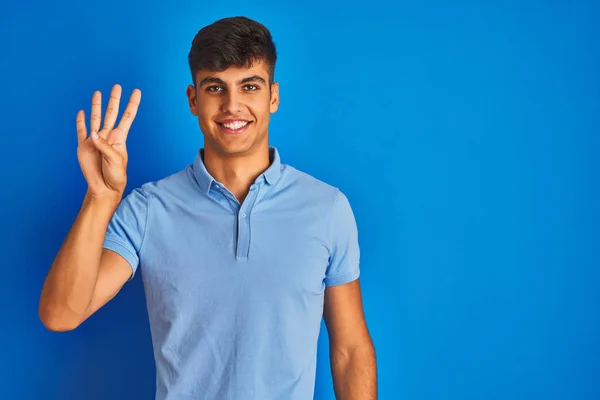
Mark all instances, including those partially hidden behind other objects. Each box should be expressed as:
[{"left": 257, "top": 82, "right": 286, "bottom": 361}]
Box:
[{"left": 186, "top": 59, "right": 279, "bottom": 158}]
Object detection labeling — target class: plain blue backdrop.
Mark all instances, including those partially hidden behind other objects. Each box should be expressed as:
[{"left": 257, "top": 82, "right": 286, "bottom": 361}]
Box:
[{"left": 1, "top": 1, "right": 598, "bottom": 399}]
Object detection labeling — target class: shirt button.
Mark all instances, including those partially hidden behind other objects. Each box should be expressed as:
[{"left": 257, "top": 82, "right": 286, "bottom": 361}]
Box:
[
  {"left": 241, "top": 212, "right": 247, "bottom": 219},
  {"left": 250, "top": 185, "right": 256, "bottom": 191}
]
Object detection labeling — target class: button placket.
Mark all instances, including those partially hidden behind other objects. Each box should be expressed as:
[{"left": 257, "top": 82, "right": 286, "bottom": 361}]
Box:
[{"left": 235, "top": 184, "right": 260, "bottom": 260}]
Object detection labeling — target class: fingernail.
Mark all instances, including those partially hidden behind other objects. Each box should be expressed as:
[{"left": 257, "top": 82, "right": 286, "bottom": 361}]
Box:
[{"left": 92, "top": 132, "right": 99, "bottom": 140}]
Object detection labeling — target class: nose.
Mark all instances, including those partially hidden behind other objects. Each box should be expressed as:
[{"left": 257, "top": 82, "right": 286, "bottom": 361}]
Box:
[{"left": 220, "top": 90, "right": 243, "bottom": 114}]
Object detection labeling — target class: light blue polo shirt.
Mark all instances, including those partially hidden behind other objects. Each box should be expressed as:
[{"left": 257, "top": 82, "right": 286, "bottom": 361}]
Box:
[{"left": 103, "top": 146, "right": 361, "bottom": 400}]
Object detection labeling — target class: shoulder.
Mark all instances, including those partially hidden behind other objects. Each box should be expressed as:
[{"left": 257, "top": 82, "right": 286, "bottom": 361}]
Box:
[
  {"left": 279, "top": 163, "right": 342, "bottom": 205},
  {"left": 116, "top": 164, "right": 199, "bottom": 215},
  {"left": 136, "top": 164, "right": 198, "bottom": 201},
  {"left": 282, "top": 162, "right": 357, "bottom": 220}
]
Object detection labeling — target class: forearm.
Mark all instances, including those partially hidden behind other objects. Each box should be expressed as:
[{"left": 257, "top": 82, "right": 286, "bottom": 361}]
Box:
[
  {"left": 331, "top": 343, "right": 377, "bottom": 400},
  {"left": 38, "top": 191, "right": 120, "bottom": 331}
]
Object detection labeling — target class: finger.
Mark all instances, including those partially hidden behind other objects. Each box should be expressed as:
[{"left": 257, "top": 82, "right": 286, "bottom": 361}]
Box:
[
  {"left": 102, "top": 84, "right": 122, "bottom": 132},
  {"left": 90, "top": 91, "right": 102, "bottom": 134},
  {"left": 91, "top": 130, "right": 122, "bottom": 165},
  {"left": 76, "top": 110, "right": 87, "bottom": 144},
  {"left": 116, "top": 89, "right": 142, "bottom": 139}
]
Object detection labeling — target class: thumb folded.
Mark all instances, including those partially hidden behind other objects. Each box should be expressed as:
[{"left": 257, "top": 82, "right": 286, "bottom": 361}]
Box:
[{"left": 91, "top": 131, "right": 121, "bottom": 164}]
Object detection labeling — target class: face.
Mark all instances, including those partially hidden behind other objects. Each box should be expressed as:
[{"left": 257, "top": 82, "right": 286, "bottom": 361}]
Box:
[{"left": 186, "top": 59, "right": 279, "bottom": 157}]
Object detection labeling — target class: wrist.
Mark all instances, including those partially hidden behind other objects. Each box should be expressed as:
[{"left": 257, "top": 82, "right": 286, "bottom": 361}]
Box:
[{"left": 84, "top": 190, "right": 122, "bottom": 211}]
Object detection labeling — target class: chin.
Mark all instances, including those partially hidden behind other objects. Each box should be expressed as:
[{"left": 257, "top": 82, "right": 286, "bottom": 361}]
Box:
[{"left": 210, "top": 140, "right": 254, "bottom": 155}]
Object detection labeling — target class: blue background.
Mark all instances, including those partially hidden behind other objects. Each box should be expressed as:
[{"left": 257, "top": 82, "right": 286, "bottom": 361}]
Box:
[{"left": 1, "top": 1, "right": 599, "bottom": 399}]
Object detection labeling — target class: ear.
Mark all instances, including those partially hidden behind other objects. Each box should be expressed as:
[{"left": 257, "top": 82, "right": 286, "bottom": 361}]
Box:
[
  {"left": 186, "top": 84, "right": 198, "bottom": 116},
  {"left": 269, "top": 81, "right": 279, "bottom": 113}
]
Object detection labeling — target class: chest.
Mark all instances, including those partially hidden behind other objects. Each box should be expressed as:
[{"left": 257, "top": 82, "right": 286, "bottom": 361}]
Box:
[{"left": 139, "top": 207, "right": 331, "bottom": 318}]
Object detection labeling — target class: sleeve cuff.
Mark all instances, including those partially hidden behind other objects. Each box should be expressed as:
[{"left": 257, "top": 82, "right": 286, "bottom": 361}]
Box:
[
  {"left": 324, "top": 266, "right": 360, "bottom": 286},
  {"left": 103, "top": 235, "right": 138, "bottom": 280}
]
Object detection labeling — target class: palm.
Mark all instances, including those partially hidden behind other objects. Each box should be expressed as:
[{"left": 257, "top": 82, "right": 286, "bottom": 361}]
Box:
[{"left": 76, "top": 85, "right": 141, "bottom": 197}]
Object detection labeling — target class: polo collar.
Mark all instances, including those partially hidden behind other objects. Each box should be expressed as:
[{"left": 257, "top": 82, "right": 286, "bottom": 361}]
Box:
[{"left": 193, "top": 146, "right": 282, "bottom": 194}]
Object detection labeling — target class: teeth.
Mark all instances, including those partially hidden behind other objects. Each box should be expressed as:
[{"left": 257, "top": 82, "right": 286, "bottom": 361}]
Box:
[{"left": 222, "top": 121, "right": 249, "bottom": 130}]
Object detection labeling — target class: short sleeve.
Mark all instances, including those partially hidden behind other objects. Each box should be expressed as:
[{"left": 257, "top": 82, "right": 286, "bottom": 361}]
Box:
[
  {"left": 103, "top": 186, "right": 149, "bottom": 281},
  {"left": 324, "top": 189, "right": 361, "bottom": 286}
]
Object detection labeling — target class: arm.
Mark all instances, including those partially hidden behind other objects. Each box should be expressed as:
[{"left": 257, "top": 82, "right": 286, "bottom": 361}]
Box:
[
  {"left": 324, "top": 278, "right": 377, "bottom": 400},
  {"left": 38, "top": 84, "right": 142, "bottom": 331},
  {"left": 38, "top": 192, "right": 132, "bottom": 331}
]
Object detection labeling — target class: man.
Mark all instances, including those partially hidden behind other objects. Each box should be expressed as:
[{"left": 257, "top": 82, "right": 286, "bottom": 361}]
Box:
[{"left": 39, "top": 16, "right": 377, "bottom": 400}]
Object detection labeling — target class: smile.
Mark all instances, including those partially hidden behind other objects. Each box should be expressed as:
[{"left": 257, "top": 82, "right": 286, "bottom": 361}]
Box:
[{"left": 217, "top": 120, "right": 252, "bottom": 134}]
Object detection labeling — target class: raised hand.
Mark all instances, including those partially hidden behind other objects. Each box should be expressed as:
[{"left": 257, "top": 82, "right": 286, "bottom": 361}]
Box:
[{"left": 76, "top": 84, "right": 142, "bottom": 199}]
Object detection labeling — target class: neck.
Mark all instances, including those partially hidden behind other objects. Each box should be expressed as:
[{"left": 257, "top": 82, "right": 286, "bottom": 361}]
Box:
[{"left": 202, "top": 144, "right": 271, "bottom": 202}]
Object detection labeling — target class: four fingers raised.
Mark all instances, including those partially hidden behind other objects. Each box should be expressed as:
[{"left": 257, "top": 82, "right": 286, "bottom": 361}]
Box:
[{"left": 76, "top": 86, "right": 141, "bottom": 147}]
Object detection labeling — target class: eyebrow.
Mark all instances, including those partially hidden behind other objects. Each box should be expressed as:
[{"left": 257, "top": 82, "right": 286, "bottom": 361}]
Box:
[{"left": 197, "top": 75, "right": 267, "bottom": 88}]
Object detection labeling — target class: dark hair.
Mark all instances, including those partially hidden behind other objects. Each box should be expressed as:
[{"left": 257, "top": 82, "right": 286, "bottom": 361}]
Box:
[{"left": 188, "top": 16, "right": 277, "bottom": 88}]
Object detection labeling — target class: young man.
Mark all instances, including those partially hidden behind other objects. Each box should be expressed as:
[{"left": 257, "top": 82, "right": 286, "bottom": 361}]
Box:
[{"left": 39, "top": 16, "right": 377, "bottom": 400}]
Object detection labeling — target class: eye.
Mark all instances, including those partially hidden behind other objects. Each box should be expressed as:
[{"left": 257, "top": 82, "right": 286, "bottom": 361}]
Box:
[
  {"left": 244, "top": 84, "right": 259, "bottom": 91},
  {"left": 206, "top": 86, "right": 222, "bottom": 92}
]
